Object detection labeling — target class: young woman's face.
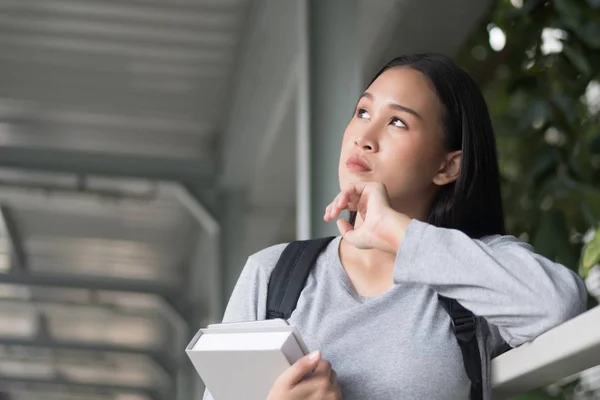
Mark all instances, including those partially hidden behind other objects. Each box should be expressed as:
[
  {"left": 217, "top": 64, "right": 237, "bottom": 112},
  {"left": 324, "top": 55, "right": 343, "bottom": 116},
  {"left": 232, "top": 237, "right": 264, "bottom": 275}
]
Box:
[{"left": 339, "top": 67, "right": 454, "bottom": 213}]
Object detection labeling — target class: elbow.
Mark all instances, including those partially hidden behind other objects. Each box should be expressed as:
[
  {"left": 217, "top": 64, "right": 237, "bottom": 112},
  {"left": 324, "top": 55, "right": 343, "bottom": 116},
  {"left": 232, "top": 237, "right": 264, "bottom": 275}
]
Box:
[
  {"left": 539, "top": 275, "right": 588, "bottom": 331},
  {"left": 504, "top": 271, "right": 588, "bottom": 347}
]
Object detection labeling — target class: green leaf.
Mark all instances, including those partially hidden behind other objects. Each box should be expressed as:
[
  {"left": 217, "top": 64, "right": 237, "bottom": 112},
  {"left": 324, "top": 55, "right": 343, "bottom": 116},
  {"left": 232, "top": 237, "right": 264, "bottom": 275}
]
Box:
[
  {"left": 582, "top": 229, "right": 600, "bottom": 270},
  {"left": 577, "top": 22, "right": 600, "bottom": 48},
  {"left": 571, "top": 182, "right": 600, "bottom": 216},
  {"left": 591, "top": 136, "right": 600, "bottom": 154},
  {"left": 535, "top": 176, "right": 567, "bottom": 202},
  {"left": 568, "top": 150, "right": 587, "bottom": 180},
  {"left": 554, "top": 0, "right": 582, "bottom": 30},
  {"left": 533, "top": 211, "right": 578, "bottom": 269},
  {"left": 585, "top": 0, "right": 600, "bottom": 9},
  {"left": 580, "top": 200, "right": 598, "bottom": 227},
  {"left": 527, "top": 150, "right": 558, "bottom": 182},
  {"left": 562, "top": 44, "right": 592, "bottom": 76},
  {"left": 520, "top": 100, "right": 550, "bottom": 130},
  {"left": 503, "top": 0, "right": 543, "bottom": 19},
  {"left": 552, "top": 94, "right": 577, "bottom": 124}
]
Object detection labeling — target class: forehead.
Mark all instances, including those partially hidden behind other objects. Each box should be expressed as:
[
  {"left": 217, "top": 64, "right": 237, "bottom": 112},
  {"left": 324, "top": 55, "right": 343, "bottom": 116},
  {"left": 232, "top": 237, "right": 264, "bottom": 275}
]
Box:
[{"left": 366, "top": 67, "right": 441, "bottom": 112}]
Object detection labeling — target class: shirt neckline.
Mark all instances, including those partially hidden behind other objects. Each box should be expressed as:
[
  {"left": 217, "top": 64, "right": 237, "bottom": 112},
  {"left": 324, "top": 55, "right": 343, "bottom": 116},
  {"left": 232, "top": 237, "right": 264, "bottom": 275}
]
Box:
[{"left": 328, "top": 236, "right": 395, "bottom": 303}]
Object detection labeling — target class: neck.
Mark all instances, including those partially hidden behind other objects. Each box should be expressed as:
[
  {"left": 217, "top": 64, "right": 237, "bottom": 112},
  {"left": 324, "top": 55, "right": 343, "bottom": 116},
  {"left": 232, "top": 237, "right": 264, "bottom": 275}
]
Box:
[
  {"left": 388, "top": 193, "right": 434, "bottom": 223},
  {"left": 342, "top": 200, "right": 429, "bottom": 270},
  {"left": 340, "top": 214, "right": 394, "bottom": 271}
]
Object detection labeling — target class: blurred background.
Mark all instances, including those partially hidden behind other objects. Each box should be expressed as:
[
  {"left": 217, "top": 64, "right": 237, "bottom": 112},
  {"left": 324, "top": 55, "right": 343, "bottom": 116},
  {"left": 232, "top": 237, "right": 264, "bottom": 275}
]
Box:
[{"left": 0, "top": 0, "right": 598, "bottom": 399}]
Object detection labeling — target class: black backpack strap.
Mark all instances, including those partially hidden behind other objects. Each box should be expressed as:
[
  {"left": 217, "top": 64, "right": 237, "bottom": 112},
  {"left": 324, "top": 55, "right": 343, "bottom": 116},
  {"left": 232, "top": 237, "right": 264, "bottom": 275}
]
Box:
[
  {"left": 437, "top": 294, "right": 483, "bottom": 400},
  {"left": 266, "top": 237, "right": 336, "bottom": 320}
]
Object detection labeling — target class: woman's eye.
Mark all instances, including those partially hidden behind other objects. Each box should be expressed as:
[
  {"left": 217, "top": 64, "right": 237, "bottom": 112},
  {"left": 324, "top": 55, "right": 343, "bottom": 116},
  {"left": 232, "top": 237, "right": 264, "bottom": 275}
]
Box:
[
  {"left": 391, "top": 117, "right": 407, "bottom": 128},
  {"left": 356, "top": 108, "right": 370, "bottom": 119}
]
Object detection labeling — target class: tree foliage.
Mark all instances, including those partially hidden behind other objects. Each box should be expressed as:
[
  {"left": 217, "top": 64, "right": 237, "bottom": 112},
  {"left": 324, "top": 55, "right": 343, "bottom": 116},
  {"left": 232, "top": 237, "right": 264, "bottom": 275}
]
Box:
[{"left": 460, "top": 0, "right": 600, "bottom": 288}]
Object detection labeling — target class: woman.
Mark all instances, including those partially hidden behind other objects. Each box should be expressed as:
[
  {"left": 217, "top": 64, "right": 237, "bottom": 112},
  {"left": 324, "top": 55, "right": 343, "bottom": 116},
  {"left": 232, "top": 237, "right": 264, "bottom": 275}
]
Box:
[{"left": 204, "top": 53, "right": 587, "bottom": 400}]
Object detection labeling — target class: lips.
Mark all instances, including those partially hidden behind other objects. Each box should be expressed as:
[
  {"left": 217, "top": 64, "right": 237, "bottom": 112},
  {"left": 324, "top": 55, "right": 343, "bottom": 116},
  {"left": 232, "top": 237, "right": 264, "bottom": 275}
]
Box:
[{"left": 346, "top": 154, "right": 371, "bottom": 172}]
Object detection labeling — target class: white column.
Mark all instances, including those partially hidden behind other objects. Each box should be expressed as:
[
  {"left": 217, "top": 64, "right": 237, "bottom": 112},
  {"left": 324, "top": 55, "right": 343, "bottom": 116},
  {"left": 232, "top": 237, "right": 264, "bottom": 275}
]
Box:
[
  {"left": 220, "top": 188, "right": 248, "bottom": 300},
  {"left": 297, "top": 0, "right": 362, "bottom": 239}
]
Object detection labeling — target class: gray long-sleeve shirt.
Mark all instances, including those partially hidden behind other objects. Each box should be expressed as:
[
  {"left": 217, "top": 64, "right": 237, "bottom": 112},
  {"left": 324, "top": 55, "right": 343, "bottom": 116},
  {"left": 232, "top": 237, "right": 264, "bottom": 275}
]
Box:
[{"left": 203, "top": 219, "right": 587, "bottom": 400}]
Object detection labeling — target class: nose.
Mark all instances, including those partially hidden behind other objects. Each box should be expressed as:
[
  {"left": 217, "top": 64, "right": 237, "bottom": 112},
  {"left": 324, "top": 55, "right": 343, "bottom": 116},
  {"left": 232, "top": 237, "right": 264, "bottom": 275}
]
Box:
[{"left": 354, "top": 130, "right": 378, "bottom": 152}]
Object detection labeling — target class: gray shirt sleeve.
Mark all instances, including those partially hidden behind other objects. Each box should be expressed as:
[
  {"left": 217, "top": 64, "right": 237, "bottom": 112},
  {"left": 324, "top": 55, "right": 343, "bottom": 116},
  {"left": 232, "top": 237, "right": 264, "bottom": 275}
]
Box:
[
  {"left": 219, "top": 251, "right": 273, "bottom": 322},
  {"left": 394, "top": 219, "right": 588, "bottom": 347}
]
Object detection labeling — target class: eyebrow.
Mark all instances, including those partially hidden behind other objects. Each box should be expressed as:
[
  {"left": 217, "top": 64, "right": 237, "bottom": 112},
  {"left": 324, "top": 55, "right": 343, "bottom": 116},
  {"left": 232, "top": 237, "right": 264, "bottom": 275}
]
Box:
[{"left": 359, "top": 92, "right": 422, "bottom": 120}]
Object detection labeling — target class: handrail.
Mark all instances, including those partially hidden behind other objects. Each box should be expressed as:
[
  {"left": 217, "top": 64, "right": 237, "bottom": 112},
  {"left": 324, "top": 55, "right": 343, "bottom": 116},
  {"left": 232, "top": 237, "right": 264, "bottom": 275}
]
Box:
[{"left": 491, "top": 306, "right": 600, "bottom": 398}]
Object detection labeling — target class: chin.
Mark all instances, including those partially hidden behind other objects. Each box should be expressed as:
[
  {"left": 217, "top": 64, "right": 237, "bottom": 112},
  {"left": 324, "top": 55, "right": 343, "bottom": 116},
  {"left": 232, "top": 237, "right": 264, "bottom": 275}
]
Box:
[{"left": 339, "top": 174, "right": 373, "bottom": 190}]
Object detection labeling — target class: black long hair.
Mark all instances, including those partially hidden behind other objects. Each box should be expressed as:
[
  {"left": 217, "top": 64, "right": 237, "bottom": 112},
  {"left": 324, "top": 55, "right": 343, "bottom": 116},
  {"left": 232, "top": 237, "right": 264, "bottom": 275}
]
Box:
[{"left": 351, "top": 53, "right": 506, "bottom": 238}]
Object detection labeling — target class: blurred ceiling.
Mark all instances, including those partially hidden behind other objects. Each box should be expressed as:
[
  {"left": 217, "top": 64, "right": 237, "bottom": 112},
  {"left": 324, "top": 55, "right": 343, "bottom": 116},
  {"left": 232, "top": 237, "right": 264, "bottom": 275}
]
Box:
[
  {"left": 0, "top": 0, "right": 248, "bottom": 398},
  {"left": 0, "top": 0, "right": 239, "bottom": 162}
]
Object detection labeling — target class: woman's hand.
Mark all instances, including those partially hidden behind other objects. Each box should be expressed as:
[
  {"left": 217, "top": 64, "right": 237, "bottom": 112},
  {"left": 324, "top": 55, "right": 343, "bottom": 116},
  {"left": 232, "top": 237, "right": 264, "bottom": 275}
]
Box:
[
  {"left": 267, "top": 351, "right": 342, "bottom": 400},
  {"left": 324, "top": 182, "right": 410, "bottom": 253}
]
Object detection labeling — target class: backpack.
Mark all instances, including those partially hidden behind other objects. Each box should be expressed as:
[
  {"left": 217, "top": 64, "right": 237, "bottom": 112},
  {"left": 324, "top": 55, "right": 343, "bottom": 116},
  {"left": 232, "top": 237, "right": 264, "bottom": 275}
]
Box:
[{"left": 266, "top": 237, "right": 483, "bottom": 400}]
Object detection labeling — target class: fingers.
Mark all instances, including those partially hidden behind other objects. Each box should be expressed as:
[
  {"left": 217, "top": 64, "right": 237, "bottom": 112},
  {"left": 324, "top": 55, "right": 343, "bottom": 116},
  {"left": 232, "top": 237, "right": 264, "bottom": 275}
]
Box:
[
  {"left": 312, "top": 359, "right": 332, "bottom": 376},
  {"left": 330, "top": 368, "right": 338, "bottom": 386},
  {"left": 324, "top": 193, "right": 345, "bottom": 221},
  {"left": 336, "top": 219, "right": 353, "bottom": 236},
  {"left": 339, "top": 184, "right": 363, "bottom": 209},
  {"left": 324, "top": 184, "right": 364, "bottom": 222},
  {"left": 275, "top": 350, "right": 321, "bottom": 387},
  {"left": 293, "top": 360, "right": 340, "bottom": 399}
]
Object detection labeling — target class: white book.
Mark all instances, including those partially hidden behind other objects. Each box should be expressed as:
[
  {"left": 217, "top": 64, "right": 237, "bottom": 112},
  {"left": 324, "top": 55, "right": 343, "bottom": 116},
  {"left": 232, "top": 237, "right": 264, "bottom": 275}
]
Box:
[{"left": 185, "top": 319, "right": 310, "bottom": 400}]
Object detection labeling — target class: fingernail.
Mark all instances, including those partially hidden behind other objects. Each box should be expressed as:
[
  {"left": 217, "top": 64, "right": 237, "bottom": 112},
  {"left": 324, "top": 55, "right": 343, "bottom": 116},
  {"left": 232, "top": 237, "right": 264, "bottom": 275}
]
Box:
[{"left": 308, "top": 350, "right": 320, "bottom": 361}]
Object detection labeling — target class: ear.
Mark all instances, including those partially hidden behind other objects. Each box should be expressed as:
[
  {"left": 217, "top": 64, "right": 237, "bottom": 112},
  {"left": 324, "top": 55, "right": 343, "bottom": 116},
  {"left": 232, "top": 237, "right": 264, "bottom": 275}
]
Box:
[{"left": 433, "top": 150, "right": 462, "bottom": 186}]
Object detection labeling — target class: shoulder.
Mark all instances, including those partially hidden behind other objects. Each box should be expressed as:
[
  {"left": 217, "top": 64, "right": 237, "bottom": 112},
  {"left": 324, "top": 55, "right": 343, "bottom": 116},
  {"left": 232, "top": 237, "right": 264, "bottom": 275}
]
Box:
[
  {"left": 245, "top": 242, "right": 290, "bottom": 279},
  {"left": 245, "top": 237, "right": 340, "bottom": 279},
  {"left": 479, "top": 233, "right": 532, "bottom": 250}
]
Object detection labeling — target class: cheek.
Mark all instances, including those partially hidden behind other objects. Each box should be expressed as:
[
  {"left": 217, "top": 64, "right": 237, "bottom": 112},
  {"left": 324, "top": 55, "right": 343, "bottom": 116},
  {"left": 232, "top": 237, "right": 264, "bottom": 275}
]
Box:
[
  {"left": 384, "top": 136, "right": 441, "bottom": 178},
  {"left": 341, "top": 121, "right": 356, "bottom": 143},
  {"left": 388, "top": 136, "right": 427, "bottom": 163}
]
